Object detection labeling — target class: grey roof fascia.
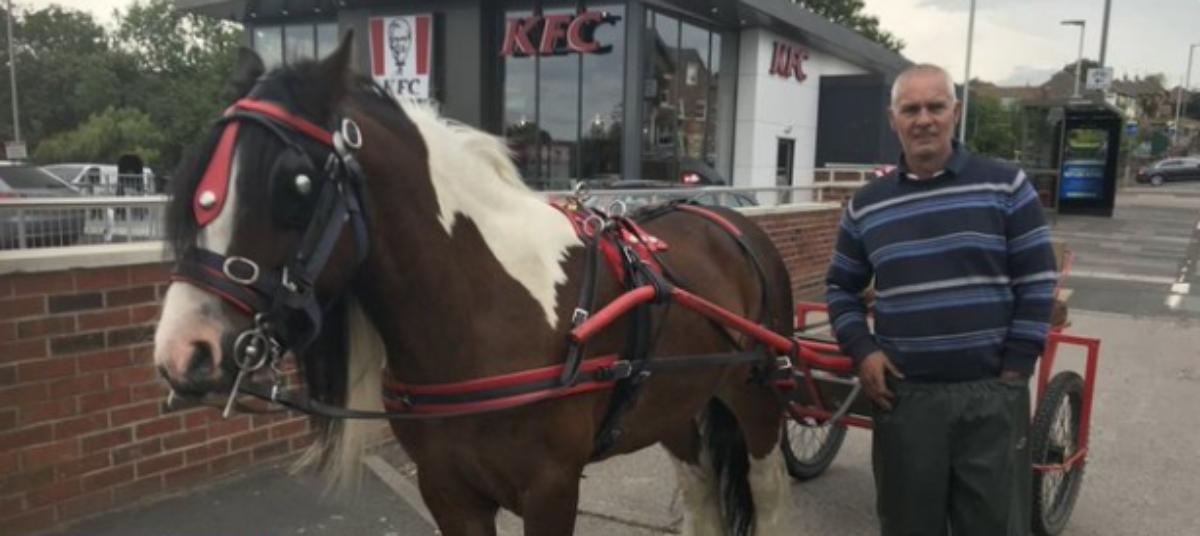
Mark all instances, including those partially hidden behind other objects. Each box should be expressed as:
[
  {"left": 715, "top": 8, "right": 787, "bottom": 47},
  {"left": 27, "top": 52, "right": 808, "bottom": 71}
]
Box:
[{"left": 739, "top": 0, "right": 911, "bottom": 76}]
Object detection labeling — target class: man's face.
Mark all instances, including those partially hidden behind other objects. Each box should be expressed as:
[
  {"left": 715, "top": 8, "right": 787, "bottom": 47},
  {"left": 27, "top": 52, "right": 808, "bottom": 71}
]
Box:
[
  {"left": 888, "top": 72, "right": 961, "bottom": 162},
  {"left": 389, "top": 22, "right": 412, "bottom": 65}
]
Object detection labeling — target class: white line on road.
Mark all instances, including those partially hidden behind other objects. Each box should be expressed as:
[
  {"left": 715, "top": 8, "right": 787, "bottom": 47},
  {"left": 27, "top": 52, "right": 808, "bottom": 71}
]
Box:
[
  {"left": 1166, "top": 294, "right": 1184, "bottom": 309},
  {"left": 1067, "top": 270, "right": 1176, "bottom": 285},
  {"left": 1173, "top": 283, "right": 1192, "bottom": 294}
]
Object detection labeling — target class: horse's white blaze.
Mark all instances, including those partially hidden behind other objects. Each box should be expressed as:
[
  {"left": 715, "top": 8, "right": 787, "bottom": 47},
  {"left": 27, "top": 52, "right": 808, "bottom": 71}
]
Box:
[
  {"left": 747, "top": 444, "right": 794, "bottom": 535},
  {"left": 670, "top": 454, "right": 724, "bottom": 536},
  {"left": 153, "top": 153, "right": 242, "bottom": 373},
  {"left": 398, "top": 100, "right": 581, "bottom": 328}
]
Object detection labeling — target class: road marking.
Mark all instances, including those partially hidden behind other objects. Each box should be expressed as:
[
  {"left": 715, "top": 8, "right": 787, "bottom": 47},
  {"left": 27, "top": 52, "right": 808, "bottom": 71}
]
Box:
[
  {"left": 1067, "top": 270, "right": 1176, "bottom": 285},
  {"left": 1173, "top": 283, "right": 1192, "bottom": 294},
  {"left": 1167, "top": 295, "right": 1184, "bottom": 309}
]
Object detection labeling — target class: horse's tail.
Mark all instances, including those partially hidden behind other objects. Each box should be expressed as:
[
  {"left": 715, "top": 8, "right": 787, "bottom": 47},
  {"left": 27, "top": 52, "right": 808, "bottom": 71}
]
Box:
[
  {"left": 704, "top": 399, "right": 755, "bottom": 536},
  {"left": 292, "top": 297, "right": 386, "bottom": 497}
]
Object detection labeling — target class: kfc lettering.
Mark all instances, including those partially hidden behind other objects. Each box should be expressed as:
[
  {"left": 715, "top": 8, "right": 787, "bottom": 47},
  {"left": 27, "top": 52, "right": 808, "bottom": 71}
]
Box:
[
  {"left": 500, "top": 11, "right": 619, "bottom": 57},
  {"left": 769, "top": 42, "right": 809, "bottom": 83}
]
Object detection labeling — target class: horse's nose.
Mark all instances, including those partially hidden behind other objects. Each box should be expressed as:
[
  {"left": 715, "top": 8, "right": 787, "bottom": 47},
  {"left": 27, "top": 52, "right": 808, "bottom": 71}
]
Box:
[
  {"left": 186, "top": 341, "right": 217, "bottom": 381},
  {"left": 157, "top": 339, "right": 225, "bottom": 396}
]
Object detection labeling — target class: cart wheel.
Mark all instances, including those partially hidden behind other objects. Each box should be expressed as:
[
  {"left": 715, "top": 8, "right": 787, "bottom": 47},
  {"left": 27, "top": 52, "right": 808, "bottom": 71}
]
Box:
[
  {"left": 780, "top": 413, "right": 847, "bottom": 481},
  {"left": 1031, "top": 371, "right": 1086, "bottom": 536}
]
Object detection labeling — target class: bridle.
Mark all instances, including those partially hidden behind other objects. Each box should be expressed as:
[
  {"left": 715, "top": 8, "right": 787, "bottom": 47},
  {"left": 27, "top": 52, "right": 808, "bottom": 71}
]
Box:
[{"left": 169, "top": 97, "right": 370, "bottom": 417}]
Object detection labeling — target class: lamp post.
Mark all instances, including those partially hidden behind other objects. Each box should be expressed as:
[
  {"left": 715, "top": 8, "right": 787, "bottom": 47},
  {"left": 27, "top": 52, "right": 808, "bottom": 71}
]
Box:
[
  {"left": 5, "top": 0, "right": 18, "bottom": 145},
  {"left": 1173, "top": 44, "right": 1200, "bottom": 146},
  {"left": 1061, "top": 20, "right": 1086, "bottom": 99},
  {"left": 1098, "top": 0, "right": 1112, "bottom": 67},
  {"left": 959, "top": 0, "right": 977, "bottom": 144}
]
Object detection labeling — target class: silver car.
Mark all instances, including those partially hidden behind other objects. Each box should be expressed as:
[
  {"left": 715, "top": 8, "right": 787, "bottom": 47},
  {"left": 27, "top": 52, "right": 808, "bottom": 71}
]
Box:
[{"left": 0, "top": 165, "right": 87, "bottom": 249}]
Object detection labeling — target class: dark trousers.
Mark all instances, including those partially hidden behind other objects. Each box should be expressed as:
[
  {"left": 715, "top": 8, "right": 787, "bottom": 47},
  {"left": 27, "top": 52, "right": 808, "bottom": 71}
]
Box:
[{"left": 871, "top": 378, "right": 1031, "bottom": 536}]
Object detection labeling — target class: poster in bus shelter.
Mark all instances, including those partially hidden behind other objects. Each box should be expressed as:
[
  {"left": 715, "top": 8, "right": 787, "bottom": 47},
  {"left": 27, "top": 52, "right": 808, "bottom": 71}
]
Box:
[{"left": 1058, "top": 127, "right": 1109, "bottom": 201}]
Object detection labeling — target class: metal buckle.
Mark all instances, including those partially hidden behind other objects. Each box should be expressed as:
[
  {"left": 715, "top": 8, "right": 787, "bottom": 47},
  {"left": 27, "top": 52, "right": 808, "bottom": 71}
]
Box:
[
  {"left": 775, "top": 356, "right": 793, "bottom": 371},
  {"left": 223, "top": 256, "right": 260, "bottom": 286},
  {"left": 340, "top": 119, "right": 363, "bottom": 150},
  {"left": 572, "top": 308, "right": 589, "bottom": 326},
  {"left": 607, "top": 361, "right": 633, "bottom": 380}
]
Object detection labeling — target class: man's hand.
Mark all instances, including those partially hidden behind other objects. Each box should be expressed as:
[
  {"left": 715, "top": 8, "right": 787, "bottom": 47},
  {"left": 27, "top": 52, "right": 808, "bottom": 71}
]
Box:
[{"left": 858, "top": 351, "right": 904, "bottom": 411}]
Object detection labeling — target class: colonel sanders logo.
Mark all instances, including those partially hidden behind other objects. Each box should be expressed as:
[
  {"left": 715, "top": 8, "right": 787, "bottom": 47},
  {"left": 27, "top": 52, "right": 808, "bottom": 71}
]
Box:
[{"left": 388, "top": 18, "right": 413, "bottom": 72}]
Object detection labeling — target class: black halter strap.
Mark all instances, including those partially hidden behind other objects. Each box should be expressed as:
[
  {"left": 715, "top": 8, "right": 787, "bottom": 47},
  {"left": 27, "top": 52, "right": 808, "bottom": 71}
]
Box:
[{"left": 170, "top": 99, "right": 370, "bottom": 355}]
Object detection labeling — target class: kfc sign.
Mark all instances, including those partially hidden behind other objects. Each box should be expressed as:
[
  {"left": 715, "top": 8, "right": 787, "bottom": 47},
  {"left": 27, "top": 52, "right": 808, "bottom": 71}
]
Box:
[
  {"left": 500, "top": 11, "right": 620, "bottom": 57},
  {"left": 370, "top": 15, "right": 434, "bottom": 99},
  {"left": 769, "top": 41, "right": 809, "bottom": 83}
]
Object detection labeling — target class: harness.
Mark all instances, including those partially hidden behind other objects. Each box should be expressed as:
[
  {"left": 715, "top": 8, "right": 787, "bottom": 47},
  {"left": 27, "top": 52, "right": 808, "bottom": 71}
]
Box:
[{"left": 171, "top": 98, "right": 789, "bottom": 449}]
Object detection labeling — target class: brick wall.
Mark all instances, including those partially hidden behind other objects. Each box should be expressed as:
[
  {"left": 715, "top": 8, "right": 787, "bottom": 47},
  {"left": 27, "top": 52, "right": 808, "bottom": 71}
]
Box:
[
  {"left": 0, "top": 264, "right": 312, "bottom": 535},
  {"left": 0, "top": 204, "right": 843, "bottom": 534},
  {"left": 747, "top": 206, "right": 842, "bottom": 302}
]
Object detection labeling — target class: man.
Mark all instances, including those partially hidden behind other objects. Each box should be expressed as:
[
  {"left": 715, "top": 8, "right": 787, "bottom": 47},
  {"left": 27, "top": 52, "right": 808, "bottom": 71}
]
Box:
[
  {"left": 825, "top": 64, "right": 1057, "bottom": 535},
  {"left": 388, "top": 18, "right": 413, "bottom": 73}
]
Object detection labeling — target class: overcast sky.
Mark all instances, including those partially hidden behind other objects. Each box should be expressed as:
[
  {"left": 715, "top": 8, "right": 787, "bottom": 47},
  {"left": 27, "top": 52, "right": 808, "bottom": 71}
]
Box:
[
  {"left": 22, "top": 0, "right": 1200, "bottom": 89},
  {"left": 863, "top": 0, "right": 1200, "bottom": 88}
]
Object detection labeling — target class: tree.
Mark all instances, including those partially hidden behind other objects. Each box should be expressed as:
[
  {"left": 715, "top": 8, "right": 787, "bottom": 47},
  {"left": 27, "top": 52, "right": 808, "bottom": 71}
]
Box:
[
  {"left": 965, "top": 93, "right": 1018, "bottom": 159},
  {"left": 33, "top": 107, "right": 165, "bottom": 164},
  {"left": 791, "top": 0, "right": 904, "bottom": 52}
]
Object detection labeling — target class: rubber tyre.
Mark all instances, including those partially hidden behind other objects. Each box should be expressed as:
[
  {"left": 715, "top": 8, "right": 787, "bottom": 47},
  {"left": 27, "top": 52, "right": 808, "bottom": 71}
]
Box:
[
  {"left": 780, "top": 410, "right": 848, "bottom": 481},
  {"left": 1030, "top": 371, "right": 1087, "bottom": 536},
  {"left": 1150, "top": 175, "right": 1165, "bottom": 186}
]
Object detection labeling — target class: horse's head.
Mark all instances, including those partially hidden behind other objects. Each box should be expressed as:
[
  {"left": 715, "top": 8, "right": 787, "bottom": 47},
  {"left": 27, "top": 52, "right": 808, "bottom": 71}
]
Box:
[{"left": 154, "top": 33, "right": 368, "bottom": 398}]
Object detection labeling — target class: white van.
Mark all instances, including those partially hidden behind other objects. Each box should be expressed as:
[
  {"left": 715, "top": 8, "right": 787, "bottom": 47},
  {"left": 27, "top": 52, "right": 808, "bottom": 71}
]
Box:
[{"left": 43, "top": 163, "right": 156, "bottom": 196}]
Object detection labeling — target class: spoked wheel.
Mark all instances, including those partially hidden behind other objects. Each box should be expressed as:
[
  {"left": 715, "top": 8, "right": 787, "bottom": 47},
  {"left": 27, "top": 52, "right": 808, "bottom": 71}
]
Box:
[
  {"left": 1031, "top": 371, "right": 1086, "bottom": 536},
  {"left": 780, "top": 411, "right": 848, "bottom": 481}
]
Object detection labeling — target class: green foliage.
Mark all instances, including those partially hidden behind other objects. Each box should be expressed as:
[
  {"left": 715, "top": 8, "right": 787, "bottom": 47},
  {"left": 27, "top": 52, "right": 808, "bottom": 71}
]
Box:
[
  {"left": 0, "top": 0, "right": 241, "bottom": 172},
  {"left": 965, "top": 93, "right": 1019, "bottom": 159},
  {"left": 33, "top": 107, "right": 164, "bottom": 164},
  {"left": 791, "top": 0, "right": 905, "bottom": 52}
]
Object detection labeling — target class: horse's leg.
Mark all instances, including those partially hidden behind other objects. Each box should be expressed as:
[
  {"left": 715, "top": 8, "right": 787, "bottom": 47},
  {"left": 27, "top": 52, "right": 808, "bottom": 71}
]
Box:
[
  {"left": 661, "top": 418, "right": 726, "bottom": 536},
  {"left": 516, "top": 465, "right": 584, "bottom": 536},
  {"left": 417, "top": 469, "right": 500, "bottom": 536},
  {"left": 720, "top": 385, "right": 795, "bottom": 536}
]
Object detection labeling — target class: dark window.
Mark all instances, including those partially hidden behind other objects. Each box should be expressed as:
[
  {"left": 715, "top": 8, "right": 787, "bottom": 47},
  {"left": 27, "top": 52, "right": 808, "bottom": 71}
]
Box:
[
  {"left": 641, "top": 10, "right": 726, "bottom": 183},
  {"left": 252, "top": 22, "right": 339, "bottom": 67},
  {"left": 501, "top": 1, "right": 626, "bottom": 190}
]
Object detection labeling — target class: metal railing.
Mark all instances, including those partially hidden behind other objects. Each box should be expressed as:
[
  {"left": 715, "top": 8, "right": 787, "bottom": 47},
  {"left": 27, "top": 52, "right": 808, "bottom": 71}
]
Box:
[
  {"left": 0, "top": 196, "right": 169, "bottom": 251},
  {"left": 0, "top": 180, "right": 871, "bottom": 252}
]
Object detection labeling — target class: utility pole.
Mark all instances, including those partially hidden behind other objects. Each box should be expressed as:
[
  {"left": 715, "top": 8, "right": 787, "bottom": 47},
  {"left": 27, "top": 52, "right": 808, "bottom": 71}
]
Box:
[
  {"left": 1173, "top": 44, "right": 1198, "bottom": 146},
  {"left": 1098, "top": 0, "right": 1112, "bottom": 67},
  {"left": 960, "top": 0, "right": 976, "bottom": 143},
  {"left": 1061, "top": 20, "right": 1086, "bottom": 99},
  {"left": 5, "top": 0, "right": 19, "bottom": 144}
]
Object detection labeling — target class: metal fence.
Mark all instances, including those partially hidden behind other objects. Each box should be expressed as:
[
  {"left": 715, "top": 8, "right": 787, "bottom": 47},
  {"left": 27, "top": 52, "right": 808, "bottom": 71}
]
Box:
[
  {"left": 0, "top": 196, "right": 169, "bottom": 251},
  {"left": 0, "top": 180, "right": 870, "bottom": 252}
]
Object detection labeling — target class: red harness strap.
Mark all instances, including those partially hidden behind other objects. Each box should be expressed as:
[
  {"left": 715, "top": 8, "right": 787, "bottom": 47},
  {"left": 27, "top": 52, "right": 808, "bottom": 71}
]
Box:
[
  {"left": 381, "top": 354, "right": 621, "bottom": 415},
  {"left": 551, "top": 202, "right": 668, "bottom": 283}
]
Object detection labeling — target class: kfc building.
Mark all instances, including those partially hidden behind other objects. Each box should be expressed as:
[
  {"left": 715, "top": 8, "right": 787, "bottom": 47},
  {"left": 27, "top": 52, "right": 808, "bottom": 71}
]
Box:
[{"left": 178, "top": 0, "right": 909, "bottom": 190}]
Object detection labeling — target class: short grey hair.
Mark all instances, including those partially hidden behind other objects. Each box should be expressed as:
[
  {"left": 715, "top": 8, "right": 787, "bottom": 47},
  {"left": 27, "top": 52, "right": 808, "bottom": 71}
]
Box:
[{"left": 891, "top": 64, "right": 958, "bottom": 106}]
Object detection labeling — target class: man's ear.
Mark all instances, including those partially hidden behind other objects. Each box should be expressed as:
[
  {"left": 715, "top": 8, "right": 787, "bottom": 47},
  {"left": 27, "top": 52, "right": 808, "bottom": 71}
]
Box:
[{"left": 886, "top": 108, "right": 898, "bottom": 133}]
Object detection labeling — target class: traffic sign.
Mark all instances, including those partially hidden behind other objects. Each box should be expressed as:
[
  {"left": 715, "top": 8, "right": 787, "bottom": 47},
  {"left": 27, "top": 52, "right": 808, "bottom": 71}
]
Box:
[
  {"left": 4, "top": 141, "right": 26, "bottom": 160},
  {"left": 1125, "top": 122, "right": 1138, "bottom": 137},
  {"left": 1086, "top": 67, "right": 1114, "bottom": 91}
]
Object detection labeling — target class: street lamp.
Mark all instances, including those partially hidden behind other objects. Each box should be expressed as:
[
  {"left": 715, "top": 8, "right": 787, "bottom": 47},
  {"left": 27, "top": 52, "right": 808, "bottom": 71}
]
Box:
[
  {"left": 959, "top": 0, "right": 977, "bottom": 144},
  {"left": 1172, "top": 43, "right": 1200, "bottom": 146},
  {"left": 1061, "top": 20, "right": 1086, "bottom": 99},
  {"left": 5, "top": 0, "right": 18, "bottom": 145}
]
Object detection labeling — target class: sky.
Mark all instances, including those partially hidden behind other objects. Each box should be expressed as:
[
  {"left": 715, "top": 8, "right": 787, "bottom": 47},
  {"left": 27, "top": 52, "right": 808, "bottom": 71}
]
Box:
[
  {"left": 18, "top": 0, "right": 1200, "bottom": 89},
  {"left": 862, "top": 0, "right": 1200, "bottom": 89}
]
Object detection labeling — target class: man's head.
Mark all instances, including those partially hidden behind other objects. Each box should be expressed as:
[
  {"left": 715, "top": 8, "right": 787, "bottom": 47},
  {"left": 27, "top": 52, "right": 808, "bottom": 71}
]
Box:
[
  {"left": 388, "top": 19, "right": 413, "bottom": 70},
  {"left": 888, "top": 64, "right": 961, "bottom": 168}
]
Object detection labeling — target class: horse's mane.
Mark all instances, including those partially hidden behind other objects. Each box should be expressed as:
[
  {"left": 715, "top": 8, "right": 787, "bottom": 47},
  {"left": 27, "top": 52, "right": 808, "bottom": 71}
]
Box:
[{"left": 390, "top": 97, "right": 532, "bottom": 193}]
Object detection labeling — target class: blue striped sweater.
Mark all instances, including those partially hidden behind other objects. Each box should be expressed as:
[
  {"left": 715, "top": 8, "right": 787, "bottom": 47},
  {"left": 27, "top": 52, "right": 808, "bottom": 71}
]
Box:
[{"left": 825, "top": 147, "right": 1058, "bottom": 381}]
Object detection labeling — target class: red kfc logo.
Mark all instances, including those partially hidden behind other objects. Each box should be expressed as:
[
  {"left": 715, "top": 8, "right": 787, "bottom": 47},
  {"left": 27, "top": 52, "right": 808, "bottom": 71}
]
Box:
[
  {"left": 500, "top": 11, "right": 620, "bottom": 57},
  {"left": 769, "top": 41, "right": 809, "bottom": 83}
]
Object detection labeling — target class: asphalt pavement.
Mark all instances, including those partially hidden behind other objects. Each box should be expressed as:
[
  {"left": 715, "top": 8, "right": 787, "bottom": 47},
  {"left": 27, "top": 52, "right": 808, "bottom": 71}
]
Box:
[{"left": 42, "top": 187, "right": 1200, "bottom": 536}]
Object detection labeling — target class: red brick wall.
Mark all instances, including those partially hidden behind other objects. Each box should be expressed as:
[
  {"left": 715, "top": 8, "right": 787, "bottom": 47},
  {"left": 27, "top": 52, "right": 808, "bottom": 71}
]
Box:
[
  {"left": 0, "top": 205, "right": 843, "bottom": 534},
  {"left": 748, "top": 207, "right": 842, "bottom": 302},
  {"left": 0, "top": 264, "right": 312, "bottom": 535}
]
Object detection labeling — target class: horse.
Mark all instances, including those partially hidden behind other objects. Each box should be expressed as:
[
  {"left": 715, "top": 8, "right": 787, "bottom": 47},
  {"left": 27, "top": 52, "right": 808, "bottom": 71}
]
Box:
[{"left": 152, "top": 32, "right": 797, "bottom": 536}]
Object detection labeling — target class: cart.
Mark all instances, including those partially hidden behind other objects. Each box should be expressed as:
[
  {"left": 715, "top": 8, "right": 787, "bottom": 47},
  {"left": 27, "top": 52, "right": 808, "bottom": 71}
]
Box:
[{"left": 778, "top": 248, "right": 1098, "bottom": 536}]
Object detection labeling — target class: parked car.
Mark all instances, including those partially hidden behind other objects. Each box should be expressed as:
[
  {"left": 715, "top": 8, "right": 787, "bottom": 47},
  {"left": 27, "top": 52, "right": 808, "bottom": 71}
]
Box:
[
  {"left": 0, "top": 165, "right": 87, "bottom": 249},
  {"left": 585, "top": 179, "right": 759, "bottom": 212},
  {"left": 44, "top": 162, "right": 156, "bottom": 196},
  {"left": 1135, "top": 157, "right": 1200, "bottom": 186}
]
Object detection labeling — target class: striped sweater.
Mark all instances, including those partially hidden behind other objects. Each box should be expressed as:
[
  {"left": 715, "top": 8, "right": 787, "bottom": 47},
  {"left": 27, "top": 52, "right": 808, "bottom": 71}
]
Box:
[{"left": 825, "top": 147, "right": 1058, "bottom": 381}]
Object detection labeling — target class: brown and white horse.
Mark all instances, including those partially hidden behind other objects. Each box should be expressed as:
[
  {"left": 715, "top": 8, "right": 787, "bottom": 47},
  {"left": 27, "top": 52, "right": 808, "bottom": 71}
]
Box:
[{"left": 153, "top": 33, "right": 796, "bottom": 536}]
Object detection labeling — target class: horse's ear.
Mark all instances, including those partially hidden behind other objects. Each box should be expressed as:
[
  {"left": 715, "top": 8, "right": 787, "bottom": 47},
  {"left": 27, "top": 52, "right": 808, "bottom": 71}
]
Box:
[
  {"left": 317, "top": 30, "right": 356, "bottom": 105},
  {"left": 224, "top": 46, "right": 265, "bottom": 103}
]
